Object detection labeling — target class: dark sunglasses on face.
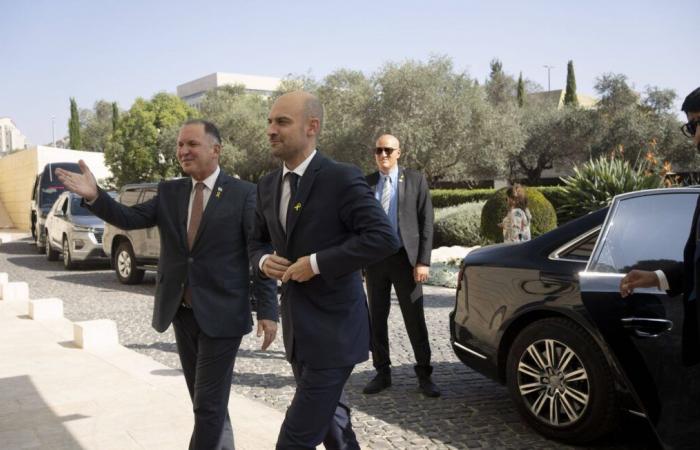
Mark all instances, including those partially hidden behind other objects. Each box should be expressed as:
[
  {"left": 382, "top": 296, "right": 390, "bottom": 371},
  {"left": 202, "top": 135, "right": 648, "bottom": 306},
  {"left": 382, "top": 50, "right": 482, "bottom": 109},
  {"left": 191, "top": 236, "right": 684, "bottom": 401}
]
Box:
[
  {"left": 681, "top": 119, "right": 700, "bottom": 138},
  {"left": 375, "top": 147, "right": 396, "bottom": 155}
]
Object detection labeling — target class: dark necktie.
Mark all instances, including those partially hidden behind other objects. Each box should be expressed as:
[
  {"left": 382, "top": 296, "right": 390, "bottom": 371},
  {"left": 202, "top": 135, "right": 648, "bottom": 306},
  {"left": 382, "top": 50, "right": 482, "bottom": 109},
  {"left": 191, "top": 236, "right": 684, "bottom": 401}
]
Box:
[{"left": 285, "top": 172, "right": 300, "bottom": 233}]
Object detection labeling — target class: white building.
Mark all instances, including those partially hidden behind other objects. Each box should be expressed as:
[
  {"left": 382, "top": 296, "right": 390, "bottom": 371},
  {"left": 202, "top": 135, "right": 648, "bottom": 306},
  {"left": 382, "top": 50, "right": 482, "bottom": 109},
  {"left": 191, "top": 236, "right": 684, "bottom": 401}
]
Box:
[
  {"left": 0, "top": 118, "right": 27, "bottom": 155},
  {"left": 177, "top": 72, "right": 281, "bottom": 108}
]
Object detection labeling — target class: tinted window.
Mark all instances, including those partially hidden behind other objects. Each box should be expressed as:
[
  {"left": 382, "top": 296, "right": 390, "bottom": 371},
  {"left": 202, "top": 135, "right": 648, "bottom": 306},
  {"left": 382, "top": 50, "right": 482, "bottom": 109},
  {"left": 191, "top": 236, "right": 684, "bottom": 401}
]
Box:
[
  {"left": 589, "top": 192, "right": 698, "bottom": 273},
  {"left": 40, "top": 186, "right": 65, "bottom": 208},
  {"left": 120, "top": 189, "right": 141, "bottom": 206},
  {"left": 70, "top": 196, "right": 92, "bottom": 216},
  {"left": 557, "top": 228, "right": 599, "bottom": 262},
  {"left": 141, "top": 188, "right": 157, "bottom": 202}
]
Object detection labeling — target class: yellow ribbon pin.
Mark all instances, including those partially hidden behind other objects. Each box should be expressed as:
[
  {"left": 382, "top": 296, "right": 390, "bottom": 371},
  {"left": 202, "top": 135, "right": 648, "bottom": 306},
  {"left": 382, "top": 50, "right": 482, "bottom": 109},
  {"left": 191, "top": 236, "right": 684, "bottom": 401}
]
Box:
[{"left": 294, "top": 202, "right": 302, "bottom": 211}]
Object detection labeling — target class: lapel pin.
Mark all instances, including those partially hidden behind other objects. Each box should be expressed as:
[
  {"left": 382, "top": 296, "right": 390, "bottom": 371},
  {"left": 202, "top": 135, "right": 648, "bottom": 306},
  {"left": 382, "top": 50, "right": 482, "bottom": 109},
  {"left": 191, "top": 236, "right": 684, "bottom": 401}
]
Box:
[
  {"left": 294, "top": 202, "right": 302, "bottom": 211},
  {"left": 216, "top": 187, "right": 222, "bottom": 198},
  {"left": 399, "top": 174, "right": 404, "bottom": 183}
]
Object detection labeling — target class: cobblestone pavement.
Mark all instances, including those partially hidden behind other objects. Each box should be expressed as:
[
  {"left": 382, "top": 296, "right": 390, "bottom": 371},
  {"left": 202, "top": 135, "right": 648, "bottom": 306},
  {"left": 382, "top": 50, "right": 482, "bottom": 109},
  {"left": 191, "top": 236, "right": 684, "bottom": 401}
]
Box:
[{"left": 1, "top": 238, "right": 655, "bottom": 449}]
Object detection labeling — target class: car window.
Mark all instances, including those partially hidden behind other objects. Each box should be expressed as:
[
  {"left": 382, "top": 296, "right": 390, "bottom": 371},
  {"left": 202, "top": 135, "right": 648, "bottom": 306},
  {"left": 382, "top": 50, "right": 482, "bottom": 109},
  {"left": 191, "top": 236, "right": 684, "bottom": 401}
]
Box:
[
  {"left": 141, "top": 188, "right": 157, "bottom": 202},
  {"left": 554, "top": 228, "right": 600, "bottom": 262},
  {"left": 120, "top": 189, "right": 141, "bottom": 206},
  {"left": 61, "top": 198, "right": 68, "bottom": 215},
  {"left": 589, "top": 192, "right": 698, "bottom": 273},
  {"left": 70, "top": 196, "right": 92, "bottom": 216}
]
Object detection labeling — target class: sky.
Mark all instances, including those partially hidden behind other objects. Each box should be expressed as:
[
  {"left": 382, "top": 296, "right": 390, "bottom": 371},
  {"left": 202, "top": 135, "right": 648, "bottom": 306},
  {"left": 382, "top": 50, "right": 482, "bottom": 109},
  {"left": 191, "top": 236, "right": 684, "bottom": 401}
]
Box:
[{"left": 3, "top": 0, "right": 696, "bottom": 147}]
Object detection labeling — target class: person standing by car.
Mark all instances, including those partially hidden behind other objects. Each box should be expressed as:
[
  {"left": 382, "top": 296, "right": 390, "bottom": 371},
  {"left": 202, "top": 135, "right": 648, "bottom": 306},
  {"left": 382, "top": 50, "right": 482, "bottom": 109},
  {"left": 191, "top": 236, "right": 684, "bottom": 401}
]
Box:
[
  {"left": 501, "top": 184, "right": 531, "bottom": 243},
  {"left": 620, "top": 86, "right": 700, "bottom": 365},
  {"left": 56, "top": 119, "right": 278, "bottom": 450},
  {"left": 362, "top": 134, "right": 440, "bottom": 398}
]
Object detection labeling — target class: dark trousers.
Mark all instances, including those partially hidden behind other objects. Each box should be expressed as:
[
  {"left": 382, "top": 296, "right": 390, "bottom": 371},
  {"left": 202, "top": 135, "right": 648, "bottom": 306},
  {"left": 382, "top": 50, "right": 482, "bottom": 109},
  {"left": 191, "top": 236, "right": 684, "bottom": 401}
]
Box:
[
  {"left": 276, "top": 361, "right": 359, "bottom": 450},
  {"left": 366, "top": 248, "right": 432, "bottom": 377},
  {"left": 173, "top": 306, "right": 242, "bottom": 450}
]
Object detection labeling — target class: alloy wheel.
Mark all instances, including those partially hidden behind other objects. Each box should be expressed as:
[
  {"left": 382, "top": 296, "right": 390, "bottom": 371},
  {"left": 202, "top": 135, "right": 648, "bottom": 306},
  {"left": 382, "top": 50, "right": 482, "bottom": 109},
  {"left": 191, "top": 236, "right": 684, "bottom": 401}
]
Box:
[
  {"left": 117, "top": 250, "right": 132, "bottom": 278},
  {"left": 516, "top": 338, "right": 590, "bottom": 427}
]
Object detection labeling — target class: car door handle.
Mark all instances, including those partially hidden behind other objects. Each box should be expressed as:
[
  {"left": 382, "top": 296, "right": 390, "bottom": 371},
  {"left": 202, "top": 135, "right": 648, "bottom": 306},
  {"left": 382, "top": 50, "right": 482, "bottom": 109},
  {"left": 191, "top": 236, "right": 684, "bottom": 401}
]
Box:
[{"left": 621, "top": 317, "right": 673, "bottom": 338}]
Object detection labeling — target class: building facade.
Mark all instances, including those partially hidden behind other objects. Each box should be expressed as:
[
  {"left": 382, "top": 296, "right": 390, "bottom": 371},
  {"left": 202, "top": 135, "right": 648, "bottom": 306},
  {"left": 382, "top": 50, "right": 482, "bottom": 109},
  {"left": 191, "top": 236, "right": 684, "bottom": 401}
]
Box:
[
  {"left": 0, "top": 118, "right": 27, "bottom": 155},
  {"left": 176, "top": 72, "right": 281, "bottom": 108}
]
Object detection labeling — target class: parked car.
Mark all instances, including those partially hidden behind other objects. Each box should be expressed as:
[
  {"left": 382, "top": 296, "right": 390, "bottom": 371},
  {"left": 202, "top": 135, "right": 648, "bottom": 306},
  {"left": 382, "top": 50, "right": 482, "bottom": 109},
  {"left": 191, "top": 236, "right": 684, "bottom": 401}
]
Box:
[
  {"left": 31, "top": 162, "right": 81, "bottom": 252},
  {"left": 450, "top": 187, "right": 700, "bottom": 447},
  {"left": 102, "top": 183, "right": 160, "bottom": 284},
  {"left": 44, "top": 191, "right": 115, "bottom": 269}
]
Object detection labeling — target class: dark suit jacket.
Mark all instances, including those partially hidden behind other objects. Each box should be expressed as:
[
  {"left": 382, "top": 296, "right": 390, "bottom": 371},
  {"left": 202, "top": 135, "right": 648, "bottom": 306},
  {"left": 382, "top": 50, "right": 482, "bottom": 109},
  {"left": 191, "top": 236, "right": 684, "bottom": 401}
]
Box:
[
  {"left": 249, "top": 152, "right": 400, "bottom": 369},
  {"left": 87, "top": 171, "right": 278, "bottom": 338},
  {"left": 664, "top": 196, "right": 700, "bottom": 365},
  {"left": 366, "top": 166, "right": 434, "bottom": 266}
]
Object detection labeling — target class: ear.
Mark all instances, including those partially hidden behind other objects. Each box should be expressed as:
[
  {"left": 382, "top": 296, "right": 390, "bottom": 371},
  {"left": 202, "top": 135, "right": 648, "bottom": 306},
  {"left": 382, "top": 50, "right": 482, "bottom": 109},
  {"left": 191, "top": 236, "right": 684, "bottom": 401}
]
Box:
[
  {"left": 212, "top": 143, "right": 222, "bottom": 158},
  {"left": 307, "top": 117, "right": 321, "bottom": 137},
  {"left": 395, "top": 148, "right": 401, "bottom": 160}
]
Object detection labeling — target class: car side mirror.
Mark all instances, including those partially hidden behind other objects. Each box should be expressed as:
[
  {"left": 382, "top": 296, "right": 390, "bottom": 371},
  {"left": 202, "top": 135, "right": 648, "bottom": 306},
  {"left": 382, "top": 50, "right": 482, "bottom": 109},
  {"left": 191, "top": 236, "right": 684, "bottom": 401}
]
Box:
[{"left": 54, "top": 210, "right": 64, "bottom": 217}]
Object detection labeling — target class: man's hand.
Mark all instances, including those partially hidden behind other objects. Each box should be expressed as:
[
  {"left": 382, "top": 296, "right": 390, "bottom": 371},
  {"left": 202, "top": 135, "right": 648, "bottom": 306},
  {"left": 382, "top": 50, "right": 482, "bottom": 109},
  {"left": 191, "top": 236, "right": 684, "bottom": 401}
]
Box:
[
  {"left": 414, "top": 263, "right": 430, "bottom": 283},
  {"left": 620, "top": 269, "right": 660, "bottom": 298},
  {"left": 282, "top": 255, "right": 316, "bottom": 283},
  {"left": 55, "top": 159, "right": 98, "bottom": 202},
  {"left": 262, "top": 254, "right": 292, "bottom": 280},
  {"left": 256, "top": 319, "right": 277, "bottom": 350}
]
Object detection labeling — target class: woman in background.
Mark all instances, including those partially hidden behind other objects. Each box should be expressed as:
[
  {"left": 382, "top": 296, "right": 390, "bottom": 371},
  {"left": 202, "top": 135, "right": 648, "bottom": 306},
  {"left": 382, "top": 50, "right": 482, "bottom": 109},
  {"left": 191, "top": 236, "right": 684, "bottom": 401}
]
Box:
[{"left": 501, "top": 184, "right": 531, "bottom": 243}]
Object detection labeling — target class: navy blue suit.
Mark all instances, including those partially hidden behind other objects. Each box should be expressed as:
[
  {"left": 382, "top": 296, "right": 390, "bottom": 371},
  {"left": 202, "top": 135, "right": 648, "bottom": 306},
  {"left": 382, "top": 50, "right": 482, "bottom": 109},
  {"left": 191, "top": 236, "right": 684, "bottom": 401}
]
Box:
[
  {"left": 250, "top": 152, "right": 399, "bottom": 449},
  {"left": 88, "top": 172, "right": 278, "bottom": 449}
]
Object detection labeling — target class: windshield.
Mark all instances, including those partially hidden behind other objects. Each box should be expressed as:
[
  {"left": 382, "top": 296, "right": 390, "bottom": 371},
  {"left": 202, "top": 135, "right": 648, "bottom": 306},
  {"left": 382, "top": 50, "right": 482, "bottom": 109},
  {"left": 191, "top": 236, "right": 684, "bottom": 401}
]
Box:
[
  {"left": 40, "top": 186, "right": 65, "bottom": 208},
  {"left": 70, "top": 196, "right": 93, "bottom": 216}
]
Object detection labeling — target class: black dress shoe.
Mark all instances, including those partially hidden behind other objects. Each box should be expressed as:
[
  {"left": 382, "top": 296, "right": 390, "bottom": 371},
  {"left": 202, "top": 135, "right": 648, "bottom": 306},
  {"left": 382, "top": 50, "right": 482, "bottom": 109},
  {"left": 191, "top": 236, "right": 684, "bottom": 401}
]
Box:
[
  {"left": 363, "top": 373, "right": 391, "bottom": 394},
  {"left": 418, "top": 378, "right": 441, "bottom": 398}
]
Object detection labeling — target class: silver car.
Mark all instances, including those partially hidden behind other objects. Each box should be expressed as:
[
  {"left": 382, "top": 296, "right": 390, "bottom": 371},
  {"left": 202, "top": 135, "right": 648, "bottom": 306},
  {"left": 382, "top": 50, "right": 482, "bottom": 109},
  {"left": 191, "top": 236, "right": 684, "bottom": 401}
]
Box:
[{"left": 44, "top": 191, "right": 113, "bottom": 269}]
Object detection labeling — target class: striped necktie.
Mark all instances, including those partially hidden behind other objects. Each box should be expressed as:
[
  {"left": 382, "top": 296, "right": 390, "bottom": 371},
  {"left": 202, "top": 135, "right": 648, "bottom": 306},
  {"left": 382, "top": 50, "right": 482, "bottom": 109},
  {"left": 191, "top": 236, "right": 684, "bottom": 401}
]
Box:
[{"left": 380, "top": 175, "right": 391, "bottom": 215}]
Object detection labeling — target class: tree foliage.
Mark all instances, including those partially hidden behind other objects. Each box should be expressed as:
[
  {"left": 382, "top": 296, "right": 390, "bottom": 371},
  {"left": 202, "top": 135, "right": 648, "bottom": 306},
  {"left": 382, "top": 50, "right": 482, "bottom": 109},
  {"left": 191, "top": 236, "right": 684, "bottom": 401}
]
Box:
[
  {"left": 68, "top": 97, "right": 82, "bottom": 150},
  {"left": 79, "top": 100, "right": 114, "bottom": 152},
  {"left": 105, "top": 92, "right": 196, "bottom": 187},
  {"left": 564, "top": 60, "right": 578, "bottom": 107}
]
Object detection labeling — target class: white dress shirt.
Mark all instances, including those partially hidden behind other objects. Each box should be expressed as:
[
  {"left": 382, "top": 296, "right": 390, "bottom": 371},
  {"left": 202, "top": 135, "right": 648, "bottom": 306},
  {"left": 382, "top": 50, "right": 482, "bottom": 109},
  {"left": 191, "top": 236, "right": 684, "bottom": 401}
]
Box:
[{"left": 260, "top": 150, "right": 320, "bottom": 275}]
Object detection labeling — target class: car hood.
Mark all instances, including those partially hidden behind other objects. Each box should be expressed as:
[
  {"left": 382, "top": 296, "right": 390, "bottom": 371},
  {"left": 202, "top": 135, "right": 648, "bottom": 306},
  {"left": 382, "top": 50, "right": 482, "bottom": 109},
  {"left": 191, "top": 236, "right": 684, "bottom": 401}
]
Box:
[{"left": 71, "top": 216, "right": 105, "bottom": 228}]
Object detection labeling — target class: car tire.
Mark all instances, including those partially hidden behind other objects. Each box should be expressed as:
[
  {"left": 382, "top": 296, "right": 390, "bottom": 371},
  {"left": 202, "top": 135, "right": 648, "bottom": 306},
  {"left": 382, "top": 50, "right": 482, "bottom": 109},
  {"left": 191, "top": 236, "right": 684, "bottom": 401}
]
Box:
[
  {"left": 115, "top": 241, "right": 144, "bottom": 284},
  {"left": 62, "top": 236, "right": 77, "bottom": 270},
  {"left": 506, "top": 317, "right": 617, "bottom": 444},
  {"left": 36, "top": 226, "right": 46, "bottom": 254},
  {"left": 45, "top": 231, "right": 59, "bottom": 261}
]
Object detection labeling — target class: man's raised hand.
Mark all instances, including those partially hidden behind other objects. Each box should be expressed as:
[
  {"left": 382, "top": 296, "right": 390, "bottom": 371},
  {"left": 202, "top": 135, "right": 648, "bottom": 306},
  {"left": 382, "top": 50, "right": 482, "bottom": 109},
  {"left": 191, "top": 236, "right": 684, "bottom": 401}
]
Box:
[{"left": 55, "top": 159, "right": 98, "bottom": 202}]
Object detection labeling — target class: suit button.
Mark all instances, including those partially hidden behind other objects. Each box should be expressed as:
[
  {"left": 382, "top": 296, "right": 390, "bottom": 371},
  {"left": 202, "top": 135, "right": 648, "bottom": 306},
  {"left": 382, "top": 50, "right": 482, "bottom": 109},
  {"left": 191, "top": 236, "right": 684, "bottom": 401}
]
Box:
[{"left": 188, "top": 257, "right": 194, "bottom": 263}]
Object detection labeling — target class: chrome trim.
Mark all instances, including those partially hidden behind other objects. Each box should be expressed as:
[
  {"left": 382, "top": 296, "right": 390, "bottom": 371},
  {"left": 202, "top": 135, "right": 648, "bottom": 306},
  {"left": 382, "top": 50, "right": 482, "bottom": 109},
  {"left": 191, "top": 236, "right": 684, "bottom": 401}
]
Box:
[
  {"left": 548, "top": 225, "right": 601, "bottom": 263},
  {"left": 625, "top": 409, "right": 648, "bottom": 418},
  {"left": 453, "top": 341, "right": 488, "bottom": 360}
]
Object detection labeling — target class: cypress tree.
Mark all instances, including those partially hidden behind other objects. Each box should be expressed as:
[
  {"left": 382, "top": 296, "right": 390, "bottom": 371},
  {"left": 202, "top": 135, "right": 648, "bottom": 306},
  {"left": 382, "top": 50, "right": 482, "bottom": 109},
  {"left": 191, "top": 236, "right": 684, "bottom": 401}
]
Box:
[
  {"left": 68, "top": 97, "right": 82, "bottom": 149},
  {"left": 517, "top": 72, "right": 525, "bottom": 107},
  {"left": 111, "top": 102, "right": 119, "bottom": 132},
  {"left": 564, "top": 60, "right": 579, "bottom": 107}
]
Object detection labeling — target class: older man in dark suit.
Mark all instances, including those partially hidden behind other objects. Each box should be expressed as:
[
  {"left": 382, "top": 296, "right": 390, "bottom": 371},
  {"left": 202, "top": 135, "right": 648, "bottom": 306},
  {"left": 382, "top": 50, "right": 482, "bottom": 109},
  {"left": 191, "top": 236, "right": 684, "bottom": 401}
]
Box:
[
  {"left": 362, "top": 134, "right": 440, "bottom": 398},
  {"left": 249, "top": 91, "right": 399, "bottom": 450},
  {"left": 56, "top": 119, "right": 278, "bottom": 450},
  {"left": 620, "top": 87, "right": 700, "bottom": 366}
]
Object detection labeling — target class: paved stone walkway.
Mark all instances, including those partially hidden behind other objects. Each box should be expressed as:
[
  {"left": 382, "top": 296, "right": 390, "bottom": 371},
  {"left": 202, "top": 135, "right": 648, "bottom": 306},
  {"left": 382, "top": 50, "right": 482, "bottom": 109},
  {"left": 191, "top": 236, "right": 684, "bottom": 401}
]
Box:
[{"left": 1, "top": 237, "right": 654, "bottom": 448}]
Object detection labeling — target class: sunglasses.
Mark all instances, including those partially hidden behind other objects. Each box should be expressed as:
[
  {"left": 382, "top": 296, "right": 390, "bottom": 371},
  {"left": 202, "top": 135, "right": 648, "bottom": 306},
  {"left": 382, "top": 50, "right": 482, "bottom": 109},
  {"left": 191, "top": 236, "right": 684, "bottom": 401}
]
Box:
[
  {"left": 375, "top": 147, "right": 397, "bottom": 155},
  {"left": 681, "top": 119, "right": 700, "bottom": 138}
]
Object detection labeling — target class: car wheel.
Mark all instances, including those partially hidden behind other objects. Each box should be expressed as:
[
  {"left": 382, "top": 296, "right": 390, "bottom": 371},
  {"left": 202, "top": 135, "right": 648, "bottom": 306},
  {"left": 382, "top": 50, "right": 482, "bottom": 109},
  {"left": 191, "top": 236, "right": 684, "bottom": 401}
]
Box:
[
  {"left": 115, "top": 241, "right": 144, "bottom": 284},
  {"left": 45, "top": 231, "right": 60, "bottom": 261},
  {"left": 506, "top": 317, "right": 617, "bottom": 444},
  {"left": 62, "top": 236, "right": 77, "bottom": 270},
  {"left": 36, "top": 226, "right": 46, "bottom": 254}
]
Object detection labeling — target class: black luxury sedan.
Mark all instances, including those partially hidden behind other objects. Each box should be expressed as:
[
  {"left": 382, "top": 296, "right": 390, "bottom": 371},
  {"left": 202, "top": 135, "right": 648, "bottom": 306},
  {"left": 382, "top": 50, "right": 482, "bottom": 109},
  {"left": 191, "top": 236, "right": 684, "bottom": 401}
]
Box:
[{"left": 450, "top": 188, "right": 700, "bottom": 448}]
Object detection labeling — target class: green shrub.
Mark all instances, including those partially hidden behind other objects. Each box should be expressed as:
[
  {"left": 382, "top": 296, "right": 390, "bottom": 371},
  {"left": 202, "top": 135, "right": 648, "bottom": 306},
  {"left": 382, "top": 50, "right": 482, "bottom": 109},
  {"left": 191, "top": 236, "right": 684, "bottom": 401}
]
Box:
[
  {"left": 559, "top": 156, "right": 665, "bottom": 222},
  {"left": 430, "top": 189, "right": 495, "bottom": 208},
  {"left": 480, "top": 187, "right": 557, "bottom": 243},
  {"left": 433, "top": 201, "right": 488, "bottom": 248},
  {"left": 534, "top": 186, "right": 569, "bottom": 224}
]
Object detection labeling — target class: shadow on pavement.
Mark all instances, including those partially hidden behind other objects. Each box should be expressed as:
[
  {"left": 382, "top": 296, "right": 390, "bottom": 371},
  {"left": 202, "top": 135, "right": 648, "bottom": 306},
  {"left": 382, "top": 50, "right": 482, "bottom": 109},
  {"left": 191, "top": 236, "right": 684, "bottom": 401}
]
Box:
[
  {"left": 0, "top": 375, "right": 87, "bottom": 449},
  {"left": 346, "top": 361, "right": 659, "bottom": 449},
  {"left": 47, "top": 272, "right": 156, "bottom": 295}
]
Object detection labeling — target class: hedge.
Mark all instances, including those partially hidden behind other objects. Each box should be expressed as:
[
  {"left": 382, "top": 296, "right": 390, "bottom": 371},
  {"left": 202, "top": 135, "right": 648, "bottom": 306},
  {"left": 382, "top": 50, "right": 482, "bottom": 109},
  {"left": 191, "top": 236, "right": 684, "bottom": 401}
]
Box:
[
  {"left": 433, "top": 201, "right": 489, "bottom": 248},
  {"left": 430, "top": 189, "right": 495, "bottom": 208}
]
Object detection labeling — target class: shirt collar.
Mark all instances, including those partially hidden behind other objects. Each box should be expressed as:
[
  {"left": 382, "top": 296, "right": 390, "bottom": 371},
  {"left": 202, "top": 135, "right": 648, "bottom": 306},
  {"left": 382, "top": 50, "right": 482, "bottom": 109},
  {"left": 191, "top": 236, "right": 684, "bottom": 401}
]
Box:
[
  {"left": 282, "top": 150, "right": 317, "bottom": 178},
  {"left": 191, "top": 165, "right": 220, "bottom": 191},
  {"left": 380, "top": 165, "right": 399, "bottom": 184}
]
